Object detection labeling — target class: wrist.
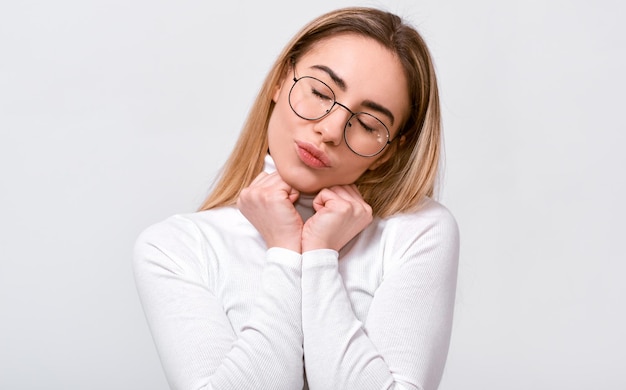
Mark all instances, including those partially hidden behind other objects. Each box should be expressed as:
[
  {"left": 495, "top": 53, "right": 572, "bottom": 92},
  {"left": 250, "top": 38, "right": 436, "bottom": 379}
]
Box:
[
  {"left": 267, "top": 238, "right": 302, "bottom": 253},
  {"left": 302, "top": 239, "right": 334, "bottom": 253}
]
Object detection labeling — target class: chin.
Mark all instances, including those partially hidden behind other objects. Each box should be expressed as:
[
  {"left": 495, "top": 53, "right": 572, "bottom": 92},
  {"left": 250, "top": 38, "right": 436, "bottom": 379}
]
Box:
[
  {"left": 285, "top": 178, "right": 324, "bottom": 195},
  {"left": 274, "top": 163, "right": 321, "bottom": 194}
]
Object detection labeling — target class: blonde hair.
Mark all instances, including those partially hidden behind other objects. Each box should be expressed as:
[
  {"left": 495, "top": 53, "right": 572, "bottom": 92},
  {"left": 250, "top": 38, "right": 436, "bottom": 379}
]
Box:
[{"left": 200, "top": 7, "right": 441, "bottom": 218}]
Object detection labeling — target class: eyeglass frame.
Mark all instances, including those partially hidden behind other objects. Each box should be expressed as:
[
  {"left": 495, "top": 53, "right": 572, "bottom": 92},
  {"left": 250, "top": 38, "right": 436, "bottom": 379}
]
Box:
[{"left": 287, "top": 65, "right": 395, "bottom": 157}]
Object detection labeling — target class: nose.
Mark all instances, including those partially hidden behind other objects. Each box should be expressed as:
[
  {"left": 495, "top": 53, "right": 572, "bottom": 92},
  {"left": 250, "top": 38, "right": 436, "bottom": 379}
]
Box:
[{"left": 313, "top": 104, "right": 351, "bottom": 146}]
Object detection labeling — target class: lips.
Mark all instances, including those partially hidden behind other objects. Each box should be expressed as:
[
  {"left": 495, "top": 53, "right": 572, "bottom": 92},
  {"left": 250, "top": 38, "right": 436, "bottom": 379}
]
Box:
[{"left": 295, "top": 141, "right": 331, "bottom": 169}]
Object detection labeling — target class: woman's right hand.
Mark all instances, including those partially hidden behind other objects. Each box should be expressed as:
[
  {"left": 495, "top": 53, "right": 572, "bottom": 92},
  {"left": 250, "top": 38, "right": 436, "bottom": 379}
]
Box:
[{"left": 237, "top": 172, "right": 303, "bottom": 253}]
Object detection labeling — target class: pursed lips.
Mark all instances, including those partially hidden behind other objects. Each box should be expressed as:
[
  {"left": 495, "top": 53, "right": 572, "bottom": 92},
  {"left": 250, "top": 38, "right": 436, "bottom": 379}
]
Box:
[{"left": 294, "top": 141, "right": 332, "bottom": 168}]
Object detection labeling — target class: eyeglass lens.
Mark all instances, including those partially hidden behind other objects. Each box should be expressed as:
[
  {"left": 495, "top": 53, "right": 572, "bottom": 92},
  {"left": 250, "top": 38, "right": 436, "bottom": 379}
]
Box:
[{"left": 289, "top": 76, "right": 390, "bottom": 157}]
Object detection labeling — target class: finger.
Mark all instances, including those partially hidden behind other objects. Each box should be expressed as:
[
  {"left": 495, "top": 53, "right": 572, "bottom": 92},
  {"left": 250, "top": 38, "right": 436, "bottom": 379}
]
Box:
[
  {"left": 312, "top": 188, "right": 338, "bottom": 211},
  {"left": 343, "top": 184, "right": 363, "bottom": 199},
  {"left": 328, "top": 185, "right": 364, "bottom": 205},
  {"left": 249, "top": 171, "right": 270, "bottom": 187},
  {"left": 287, "top": 186, "right": 300, "bottom": 204},
  {"left": 327, "top": 185, "right": 355, "bottom": 201},
  {"left": 250, "top": 172, "right": 289, "bottom": 192},
  {"left": 326, "top": 185, "right": 372, "bottom": 218},
  {"left": 264, "top": 173, "right": 300, "bottom": 200}
]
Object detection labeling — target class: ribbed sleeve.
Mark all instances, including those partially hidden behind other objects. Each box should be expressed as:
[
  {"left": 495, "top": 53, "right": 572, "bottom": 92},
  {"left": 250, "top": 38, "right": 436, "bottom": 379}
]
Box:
[
  {"left": 301, "top": 205, "right": 459, "bottom": 390},
  {"left": 133, "top": 215, "right": 304, "bottom": 390}
]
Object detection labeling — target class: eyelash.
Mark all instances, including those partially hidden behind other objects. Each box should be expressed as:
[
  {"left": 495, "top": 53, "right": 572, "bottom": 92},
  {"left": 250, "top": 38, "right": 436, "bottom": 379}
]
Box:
[{"left": 311, "top": 88, "right": 332, "bottom": 101}]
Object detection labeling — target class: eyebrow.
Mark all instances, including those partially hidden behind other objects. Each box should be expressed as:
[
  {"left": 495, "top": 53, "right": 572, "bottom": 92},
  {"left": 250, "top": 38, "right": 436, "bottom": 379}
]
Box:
[
  {"left": 311, "top": 65, "right": 346, "bottom": 90},
  {"left": 362, "top": 100, "right": 395, "bottom": 126},
  {"left": 309, "top": 64, "right": 396, "bottom": 126}
]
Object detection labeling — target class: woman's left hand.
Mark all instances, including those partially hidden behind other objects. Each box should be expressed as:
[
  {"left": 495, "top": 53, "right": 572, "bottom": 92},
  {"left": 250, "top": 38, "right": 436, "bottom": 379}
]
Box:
[{"left": 302, "top": 185, "right": 373, "bottom": 252}]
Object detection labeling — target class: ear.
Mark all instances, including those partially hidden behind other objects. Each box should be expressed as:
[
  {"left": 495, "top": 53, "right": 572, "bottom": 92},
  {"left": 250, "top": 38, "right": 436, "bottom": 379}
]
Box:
[
  {"left": 272, "top": 80, "right": 283, "bottom": 103},
  {"left": 367, "top": 135, "right": 406, "bottom": 170},
  {"left": 272, "top": 63, "right": 292, "bottom": 103}
]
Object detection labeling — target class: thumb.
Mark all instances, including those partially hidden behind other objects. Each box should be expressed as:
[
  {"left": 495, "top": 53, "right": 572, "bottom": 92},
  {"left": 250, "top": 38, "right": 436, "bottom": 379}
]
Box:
[
  {"left": 312, "top": 188, "right": 336, "bottom": 212},
  {"left": 287, "top": 187, "right": 300, "bottom": 204}
]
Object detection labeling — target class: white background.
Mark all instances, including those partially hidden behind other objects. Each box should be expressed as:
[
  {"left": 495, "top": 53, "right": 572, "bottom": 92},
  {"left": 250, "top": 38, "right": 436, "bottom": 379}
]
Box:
[{"left": 1, "top": 0, "right": 624, "bottom": 389}]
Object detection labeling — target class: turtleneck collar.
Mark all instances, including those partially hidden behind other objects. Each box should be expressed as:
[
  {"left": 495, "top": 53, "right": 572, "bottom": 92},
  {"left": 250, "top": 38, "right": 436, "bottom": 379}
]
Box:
[{"left": 263, "top": 154, "right": 315, "bottom": 221}]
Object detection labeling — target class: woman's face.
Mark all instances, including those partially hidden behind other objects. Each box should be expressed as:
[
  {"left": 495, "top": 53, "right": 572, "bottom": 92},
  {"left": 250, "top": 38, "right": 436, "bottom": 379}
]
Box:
[{"left": 268, "top": 34, "right": 410, "bottom": 194}]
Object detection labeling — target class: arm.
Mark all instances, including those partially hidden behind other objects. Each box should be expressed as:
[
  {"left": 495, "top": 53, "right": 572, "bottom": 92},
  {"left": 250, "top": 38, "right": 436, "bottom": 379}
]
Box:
[
  {"left": 133, "top": 216, "right": 303, "bottom": 390},
  {"left": 301, "top": 203, "right": 459, "bottom": 390}
]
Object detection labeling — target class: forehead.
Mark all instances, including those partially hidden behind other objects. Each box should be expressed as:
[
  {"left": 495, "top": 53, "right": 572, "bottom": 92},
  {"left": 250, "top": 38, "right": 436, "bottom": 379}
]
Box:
[{"left": 297, "top": 34, "right": 410, "bottom": 128}]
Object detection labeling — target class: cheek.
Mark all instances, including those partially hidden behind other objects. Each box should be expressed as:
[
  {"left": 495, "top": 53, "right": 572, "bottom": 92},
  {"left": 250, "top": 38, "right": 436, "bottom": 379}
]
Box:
[
  {"left": 267, "top": 104, "right": 294, "bottom": 152},
  {"left": 268, "top": 95, "right": 301, "bottom": 138},
  {"left": 338, "top": 158, "right": 374, "bottom": 181},
  {"left": 268, "top": 83, "right": 291, "bottom": 147},
  {"left": 266, "top": 112, "right": 280, "bottom": 149}
]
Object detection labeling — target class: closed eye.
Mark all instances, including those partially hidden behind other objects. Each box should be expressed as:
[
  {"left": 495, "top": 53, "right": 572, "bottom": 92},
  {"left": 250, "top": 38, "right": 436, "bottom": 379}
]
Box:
[
  {"left": 357, "top": 118, "right": 376, "bottom": 132},
  {"left": 311, "top": 88, "right": 333, "bottom": 101}
]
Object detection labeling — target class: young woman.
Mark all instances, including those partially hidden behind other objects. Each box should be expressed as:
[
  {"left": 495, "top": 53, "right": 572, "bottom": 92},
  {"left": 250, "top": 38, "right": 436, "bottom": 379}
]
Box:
[{"left": 134, "top": 7, "right": 459, "bottom": 390}]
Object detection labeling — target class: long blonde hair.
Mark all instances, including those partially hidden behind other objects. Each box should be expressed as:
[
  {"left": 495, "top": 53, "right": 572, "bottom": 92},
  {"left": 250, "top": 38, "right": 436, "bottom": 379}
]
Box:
[{"left": 200, "top": 7, "right": 441, "bottom": 218}]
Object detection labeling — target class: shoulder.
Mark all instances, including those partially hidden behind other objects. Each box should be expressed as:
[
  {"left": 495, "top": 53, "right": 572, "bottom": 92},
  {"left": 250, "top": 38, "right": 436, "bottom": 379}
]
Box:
[
  {"left": 135, "top": 207, "right": 248, "bottom": 247},
  {"left": 135, "top": 213, "right": 201, "bottom": 247},
  {"left": 376, "top": 198, "right": 459, "bottom": 274},
  {"left": 384, "top": 197, "right": 459, "bottom": 242},
  {"left": 133, "top": 207, "right": 251, "bottom": 275}
]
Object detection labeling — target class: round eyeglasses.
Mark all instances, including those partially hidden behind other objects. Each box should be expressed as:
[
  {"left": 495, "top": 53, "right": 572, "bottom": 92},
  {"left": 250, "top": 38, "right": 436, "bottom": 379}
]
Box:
[{"left": 288, "top": 70, "right": 393, "bottom": 157}]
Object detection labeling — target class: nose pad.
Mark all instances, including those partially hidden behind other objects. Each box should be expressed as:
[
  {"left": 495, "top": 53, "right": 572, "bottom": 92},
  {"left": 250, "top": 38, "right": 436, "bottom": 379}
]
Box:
[{"left": 313, "top": 106, "right": 350, "bottom": 146}]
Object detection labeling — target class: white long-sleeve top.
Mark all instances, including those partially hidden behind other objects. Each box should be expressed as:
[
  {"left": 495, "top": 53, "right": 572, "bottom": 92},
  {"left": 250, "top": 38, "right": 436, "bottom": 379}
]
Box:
[{"left": 133, "top": 156, "right": 459, "bottom": 390}]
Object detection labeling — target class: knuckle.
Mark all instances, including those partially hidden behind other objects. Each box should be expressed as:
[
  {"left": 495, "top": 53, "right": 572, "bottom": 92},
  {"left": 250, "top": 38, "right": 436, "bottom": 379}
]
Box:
[
  {"left": 357, "top": 203, "right": 373, "bottom": 222},
  {"left": 239, "top": 188, "right": 253, "bottom": 202},
  {"left": 337, "top": 202, "right": 351, "bottom": 214}
]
